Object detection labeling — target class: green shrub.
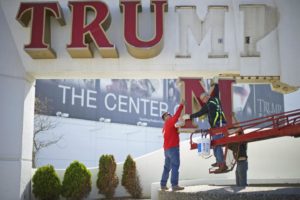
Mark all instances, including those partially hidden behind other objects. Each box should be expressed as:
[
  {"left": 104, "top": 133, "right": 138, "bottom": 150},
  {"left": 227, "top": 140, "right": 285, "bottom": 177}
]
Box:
[
  {"left": 121, "top": 155, "right": 142, "bottom": 198},
  {"left": 61, "top": 161, "right": 91, "bottom": 200},
  {"left": 32, "top": 165, "right": 61, "bottom": 200},
  {"left": 97, "top": 154, "right": 119, "bottom": 198}
]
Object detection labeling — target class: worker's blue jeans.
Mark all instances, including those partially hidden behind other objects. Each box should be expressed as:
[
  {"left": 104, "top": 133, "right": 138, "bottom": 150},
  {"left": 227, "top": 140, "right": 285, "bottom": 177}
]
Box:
[
  {"left": 212, "top": 134, "right": 225, "bottom": 163},
  {"left": 236, "top": 160, "right": 248, "bottom": 186},
  {"left": 161, "top": 147, "right": 180, "bottom": 187}
]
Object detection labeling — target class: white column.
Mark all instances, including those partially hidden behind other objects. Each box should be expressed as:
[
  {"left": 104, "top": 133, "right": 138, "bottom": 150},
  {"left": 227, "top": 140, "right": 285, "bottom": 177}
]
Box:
[{"left": 0, "top": 5, "right": 35, "bottom": 200}]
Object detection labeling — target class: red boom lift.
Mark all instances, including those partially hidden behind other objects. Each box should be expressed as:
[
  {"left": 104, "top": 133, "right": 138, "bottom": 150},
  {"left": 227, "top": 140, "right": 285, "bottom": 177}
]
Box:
[{"left": 189, "top": 109, "right": 300, "bottom": 173}]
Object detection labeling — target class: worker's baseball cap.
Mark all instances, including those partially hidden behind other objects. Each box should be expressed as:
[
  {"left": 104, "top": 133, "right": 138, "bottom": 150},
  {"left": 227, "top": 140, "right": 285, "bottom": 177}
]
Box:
[{"left": 161, "top": 112, "right": 170, "bottom": 120}]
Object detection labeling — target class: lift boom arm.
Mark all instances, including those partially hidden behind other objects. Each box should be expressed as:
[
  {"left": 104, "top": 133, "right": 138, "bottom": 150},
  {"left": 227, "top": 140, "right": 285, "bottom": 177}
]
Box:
[{"left": 190, "top": 109, "right": 300, "bottom": 150}]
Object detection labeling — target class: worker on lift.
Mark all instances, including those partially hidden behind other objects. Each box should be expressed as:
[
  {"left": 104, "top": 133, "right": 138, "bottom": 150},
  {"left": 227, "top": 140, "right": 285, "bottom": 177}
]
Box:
[{"left": 183, "top": 80, "right": 228, "bottom": 173}]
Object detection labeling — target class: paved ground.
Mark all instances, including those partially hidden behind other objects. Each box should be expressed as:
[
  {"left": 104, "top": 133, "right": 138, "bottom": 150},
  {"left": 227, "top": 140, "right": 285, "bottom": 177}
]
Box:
[
  {"left": 97, "top": 198, "right": 150, "bottom": 200},
  {"left": 158, "top": 185, "right": 300, "bottom": 200}
]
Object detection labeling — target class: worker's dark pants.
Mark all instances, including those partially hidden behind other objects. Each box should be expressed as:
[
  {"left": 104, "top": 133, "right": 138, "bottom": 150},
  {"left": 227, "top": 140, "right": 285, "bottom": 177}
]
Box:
[{"left": 236, "top": 160, "right": 248, "bottom": 186}]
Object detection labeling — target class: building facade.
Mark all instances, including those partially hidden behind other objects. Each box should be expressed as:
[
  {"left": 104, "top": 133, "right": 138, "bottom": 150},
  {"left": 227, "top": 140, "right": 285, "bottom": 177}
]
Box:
[{"left": 1, "top": 0, "right": 300, "bottom": 199}]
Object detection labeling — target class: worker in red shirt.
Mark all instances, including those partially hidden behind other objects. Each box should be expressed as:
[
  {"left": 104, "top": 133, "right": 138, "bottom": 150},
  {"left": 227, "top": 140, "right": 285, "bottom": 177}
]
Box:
[{"left": 160, "top": 100, "right": 185, "bottom": 191}]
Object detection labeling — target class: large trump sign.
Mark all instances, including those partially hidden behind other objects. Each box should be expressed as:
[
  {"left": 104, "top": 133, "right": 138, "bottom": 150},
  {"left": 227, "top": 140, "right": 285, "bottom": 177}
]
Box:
[{"left": 16, "top": 1, "right": 278, "bottom": 59}]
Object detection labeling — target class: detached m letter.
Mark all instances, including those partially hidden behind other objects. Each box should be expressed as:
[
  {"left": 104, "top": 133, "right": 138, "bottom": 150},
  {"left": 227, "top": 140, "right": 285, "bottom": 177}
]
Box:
[
  {"left": 16, "top": 2, "right": 65, "bottom": 59},
  {"left": 120, "top": 0, "right": 168, "bottom": 58},
  {"left": 179, "top": 78, "right": 234, "bottom": 132}
]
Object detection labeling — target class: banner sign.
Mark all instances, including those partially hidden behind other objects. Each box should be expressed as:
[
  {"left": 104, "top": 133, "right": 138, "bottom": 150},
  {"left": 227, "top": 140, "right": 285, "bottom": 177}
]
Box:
[
  {"left": 233, "top": 83, "right": 284, "bottom": 121},
  {"left": 36, "top": 79, "right": 180, "bottom": 127},
  {"left": 36, "top": 79, "right": 283, "bottom": 128}
]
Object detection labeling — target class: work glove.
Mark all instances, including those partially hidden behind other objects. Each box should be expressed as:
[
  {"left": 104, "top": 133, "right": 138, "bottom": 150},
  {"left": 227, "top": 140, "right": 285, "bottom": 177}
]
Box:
[
  {"left": 182, "top": 114, "right": 190, "bottom": 120},
  {"left": 210, "top": 76, "right": 219, "bottom": 86},
  {"left": 175, "top": 120, "right": 185, "bottom": 128}
]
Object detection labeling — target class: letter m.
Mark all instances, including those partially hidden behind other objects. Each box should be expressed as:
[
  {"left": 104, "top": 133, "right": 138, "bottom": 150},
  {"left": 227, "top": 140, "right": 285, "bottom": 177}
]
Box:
[{"left": 175, "top": 6, "right": 228, "bottom": 58}]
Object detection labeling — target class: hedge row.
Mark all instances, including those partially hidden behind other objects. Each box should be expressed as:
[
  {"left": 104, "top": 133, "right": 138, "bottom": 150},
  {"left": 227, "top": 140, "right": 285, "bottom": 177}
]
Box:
[{"left": 32, "top": 154, "right": 142, "bottom": 200}]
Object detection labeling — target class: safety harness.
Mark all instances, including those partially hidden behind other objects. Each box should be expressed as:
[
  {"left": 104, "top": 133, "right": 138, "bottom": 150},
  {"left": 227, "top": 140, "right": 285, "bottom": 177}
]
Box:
[{"left": 209, "top": 98, "right": 226, "bottom": 127}]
